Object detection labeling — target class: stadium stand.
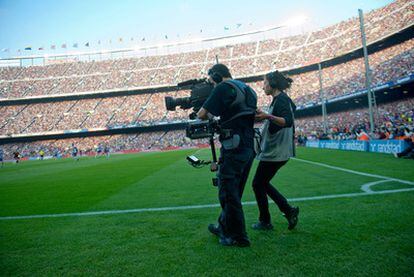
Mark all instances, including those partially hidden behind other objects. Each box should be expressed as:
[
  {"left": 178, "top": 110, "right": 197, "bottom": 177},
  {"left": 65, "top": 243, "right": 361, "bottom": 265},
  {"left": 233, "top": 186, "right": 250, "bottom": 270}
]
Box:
[
  {"left": 0, "top": 0, "right": 412, "bottom": 97},
  {"left": 0, "top": 0, "right": 413, "bottom": 160},
  {"left": 1, "top": 39, "right": 413, "bottom": 136},
  {"left": 1, "top": 130, "right": 208, "bottom": 160},
  {"left": 296, "top": 98, "right": 414, "bottom": 140}
]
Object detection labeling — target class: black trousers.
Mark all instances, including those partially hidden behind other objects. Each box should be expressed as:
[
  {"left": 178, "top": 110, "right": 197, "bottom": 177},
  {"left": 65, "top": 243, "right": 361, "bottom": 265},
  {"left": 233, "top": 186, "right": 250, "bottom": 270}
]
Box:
[
  {"left": 252, "top": 160, "right": 290, "bottom": 224},
  {"left": 217, "top": 147, "right": 255, "bottom": 241},
  {"left": 397, "top": 140, "right": 414, "bottom": 158}
]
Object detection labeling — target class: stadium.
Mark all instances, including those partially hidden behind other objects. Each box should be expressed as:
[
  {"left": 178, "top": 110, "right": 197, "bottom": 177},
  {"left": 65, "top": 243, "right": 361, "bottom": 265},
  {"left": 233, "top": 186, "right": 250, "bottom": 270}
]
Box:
[{"left": 0, "top": 0, "right": 413, "bottom": 275}]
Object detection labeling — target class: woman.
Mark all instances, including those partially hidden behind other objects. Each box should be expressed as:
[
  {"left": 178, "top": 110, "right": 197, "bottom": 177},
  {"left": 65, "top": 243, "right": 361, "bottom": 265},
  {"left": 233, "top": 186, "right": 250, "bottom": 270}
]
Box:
[{"left": 252, "top": 70, "right": 299, "bottom": 231}]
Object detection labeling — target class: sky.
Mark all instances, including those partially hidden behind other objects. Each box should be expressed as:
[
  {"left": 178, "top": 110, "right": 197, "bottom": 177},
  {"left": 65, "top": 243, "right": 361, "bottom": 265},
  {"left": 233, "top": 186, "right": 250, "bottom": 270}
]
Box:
[{"left": 0, "top": 0, "right": 394, "bottom": 58}]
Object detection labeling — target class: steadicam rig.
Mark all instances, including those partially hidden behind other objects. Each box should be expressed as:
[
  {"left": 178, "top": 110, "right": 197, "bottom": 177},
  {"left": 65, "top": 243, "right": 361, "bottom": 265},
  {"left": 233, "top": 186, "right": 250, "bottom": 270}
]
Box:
[
  {"left": 186, "top": 155, "right": 212, "bottom": 168},
  {"left": 186, "top": 155, "right": 219, "bottom": 187}
]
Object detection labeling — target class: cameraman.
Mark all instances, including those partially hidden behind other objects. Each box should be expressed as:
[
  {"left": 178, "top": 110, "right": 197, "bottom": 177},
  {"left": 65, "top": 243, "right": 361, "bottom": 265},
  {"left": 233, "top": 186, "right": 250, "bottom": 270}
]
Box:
[
  {"left": 197, "top": 64, "right": 257, "bottom": 247},
  {"left": 252, "top": 71, "right": 299, "bottom": 231}
]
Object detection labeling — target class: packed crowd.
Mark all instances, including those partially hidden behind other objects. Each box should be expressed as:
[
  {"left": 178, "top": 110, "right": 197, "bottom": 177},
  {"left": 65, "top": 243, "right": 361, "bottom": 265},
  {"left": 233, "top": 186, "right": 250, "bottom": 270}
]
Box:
[
  {"left": 0, "top": 0, "right": 413, "bottom": 159},
  {"left": 0, "top": 94, "right": 153, "bottom": 135},
  {"left": 0, "top": 130, "right": 209, "bottom": 160},
  {"left": 0, "top": 0, "right": 412, "bottom": 99},
  {"left": 2, "top": 97, "right": 413, "bottom": 160},
  {"left": 295, "top": 98, "right": 414, "bottom": 141},
  {"left": 290, "top": 38, "right": 414, "bottom": 106},
  {"left": 1, "top": 38, "right": 413, "bottom": 137}
]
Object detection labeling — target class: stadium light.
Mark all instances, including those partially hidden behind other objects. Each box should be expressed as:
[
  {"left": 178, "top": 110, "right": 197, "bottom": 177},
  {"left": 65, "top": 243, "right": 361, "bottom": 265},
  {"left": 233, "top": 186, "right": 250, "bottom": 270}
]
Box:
[{"left": 285, "top": 15, "right": 308, "bottom": 27}]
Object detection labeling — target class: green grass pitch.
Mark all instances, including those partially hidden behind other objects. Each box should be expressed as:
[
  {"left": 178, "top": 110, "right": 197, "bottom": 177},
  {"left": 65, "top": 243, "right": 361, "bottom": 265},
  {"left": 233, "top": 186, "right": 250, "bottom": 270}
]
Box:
[{"left": 0, "top": 147, "right": 413, "bottom": 276}]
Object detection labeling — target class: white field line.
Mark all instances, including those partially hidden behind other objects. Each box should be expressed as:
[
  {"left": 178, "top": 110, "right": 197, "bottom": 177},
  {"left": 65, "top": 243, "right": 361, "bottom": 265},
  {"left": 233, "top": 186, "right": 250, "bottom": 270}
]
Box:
[
  {"left": 1, "top": 188, "right": 414, "bottom": 221},
  {"left": 1, "top": 158, "right": 413, "bottom": 221},
  {"left": 361, "top": 180, "right": 393, "bottom": 193},
  {"left": 292, "top": 158, "right": 414, "bottom": 185}
]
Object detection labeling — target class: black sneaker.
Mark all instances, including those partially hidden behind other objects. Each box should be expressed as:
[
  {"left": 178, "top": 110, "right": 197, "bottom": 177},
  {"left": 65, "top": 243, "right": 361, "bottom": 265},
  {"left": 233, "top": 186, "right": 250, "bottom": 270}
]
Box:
[
  {"left": 284, "top": 206, "right": 299, "bottom": 230},
  {"left": 252, "top": 221, "right": 274, "bottom": 230},
  {"left": 219, "top": 237, "right": 250, "bottom": 247},
  {"left": 208, "top": 224, "right": 222, "bottom": 237}
]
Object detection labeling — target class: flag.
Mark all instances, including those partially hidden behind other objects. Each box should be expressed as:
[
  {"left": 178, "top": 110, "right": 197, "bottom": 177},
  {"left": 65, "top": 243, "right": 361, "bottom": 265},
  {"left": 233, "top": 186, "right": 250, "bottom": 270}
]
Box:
[
  {"left": 73, "top": 43, "right": 78, "bottom": 48},
  {"left": 85, "top": 42, "right": 90, "bottom": 47},
  {"left": 51, "top": 45, "right": 56, "bottom": 50},
  {"left": 61, "top": 43, "right": 67, "bottom": 48},
  {"left": 236, "top": 23, "right": 242, "bottom": 28},
  {"left": 224, "top": 26, "right": 229, "bottom": 30},
  {"left": 38, "top": 47, "right": 44, "bottom": 50},
  {"left": 24, "top": 46, "right": 32, "bottom": 50}
]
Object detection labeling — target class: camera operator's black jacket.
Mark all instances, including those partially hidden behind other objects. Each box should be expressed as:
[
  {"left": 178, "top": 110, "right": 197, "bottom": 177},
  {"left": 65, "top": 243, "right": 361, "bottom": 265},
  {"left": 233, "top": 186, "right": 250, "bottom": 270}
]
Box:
[{"left": 203, "top": 80, "right": 256, "bottom": 148}]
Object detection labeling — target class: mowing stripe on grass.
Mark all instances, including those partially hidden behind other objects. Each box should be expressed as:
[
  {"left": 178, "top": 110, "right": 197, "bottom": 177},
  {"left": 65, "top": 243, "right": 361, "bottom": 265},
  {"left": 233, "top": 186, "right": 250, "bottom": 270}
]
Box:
[{"left": 1, "top": 188, "right": 413, "bottom": 220}]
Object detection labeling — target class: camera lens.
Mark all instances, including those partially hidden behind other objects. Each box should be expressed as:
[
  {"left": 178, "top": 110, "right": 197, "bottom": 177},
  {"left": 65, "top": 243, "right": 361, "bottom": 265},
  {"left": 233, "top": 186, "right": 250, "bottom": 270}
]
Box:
[{"left": 165, "top": 96, "right": 176, "bottom": 111}]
